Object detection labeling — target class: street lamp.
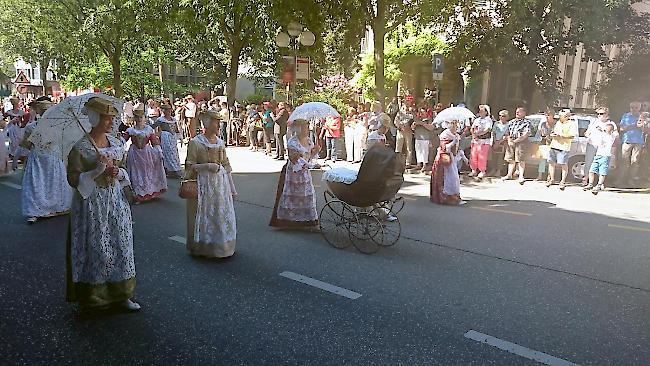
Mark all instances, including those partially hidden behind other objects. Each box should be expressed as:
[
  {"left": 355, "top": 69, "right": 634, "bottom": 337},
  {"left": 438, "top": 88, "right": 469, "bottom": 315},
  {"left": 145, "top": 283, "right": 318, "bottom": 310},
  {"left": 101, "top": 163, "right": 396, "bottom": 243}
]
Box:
[{"left": 275, "top": 23, "right": 314, "bottom": 103}]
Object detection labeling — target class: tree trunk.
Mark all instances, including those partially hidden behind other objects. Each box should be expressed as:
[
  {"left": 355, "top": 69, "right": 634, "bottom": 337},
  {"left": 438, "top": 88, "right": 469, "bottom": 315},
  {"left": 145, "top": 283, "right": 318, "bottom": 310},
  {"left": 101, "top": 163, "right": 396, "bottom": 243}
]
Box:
[
  {"left": 109, "top": 49, "right": 123, "bottom": 98},
  {"left": 520, "top": 70, "right": 536, "bottom": 112},
  {"left": 39, "top": 59, "right": 49, "bottom": 96},
  {"left": 226, "top": 46, "right": 241, "bottom": 144},
  {"left": 158, "top": 57, "right": 165, "bottom": 98},
  {"left": 372, "top": 5, "right": 386, "bottom": 106}
]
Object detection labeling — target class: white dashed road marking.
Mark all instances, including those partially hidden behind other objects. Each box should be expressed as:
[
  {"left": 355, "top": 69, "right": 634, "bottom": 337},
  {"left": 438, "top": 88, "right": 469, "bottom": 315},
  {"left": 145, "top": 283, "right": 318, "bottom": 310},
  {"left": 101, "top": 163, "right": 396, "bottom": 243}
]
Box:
[
  {"left": 607, "top": 224, "right": 650, "bottom": 233},
  {"left": 0, "top": 181, "right": 21, "bottom": 190},
  {"left": 279, "top": 271, "right": 362, "bottom": 300},
  {"left": 169, "top": 235, "right": 186, "bottom": 244},
  {"left": 464, "top": 330, "right": 579, "bottom": 366},
  {"left": 471, "top": 206, "right": 532, "bottom": 216}
]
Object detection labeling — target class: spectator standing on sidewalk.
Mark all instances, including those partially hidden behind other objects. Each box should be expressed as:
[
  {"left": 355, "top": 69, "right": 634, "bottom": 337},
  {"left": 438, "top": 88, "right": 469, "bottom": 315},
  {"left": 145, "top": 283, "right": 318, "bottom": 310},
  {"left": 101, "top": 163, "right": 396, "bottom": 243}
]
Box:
[
  {"left": 533, "top": 108, "right": 555, "bottom": 182},
  {"left": 184, "top": 95, "right": 198, "bottom": 138},
  {"left": 617, "top": 101, "right": 644, "bottom": 187},
  {"left": 344, "top": 107, "right": 360, "bottom": 162},
  {"left": 261, "top": 102, "right": 274, "bottom": 156},
  {"left": 272, "top": 101, "right": 289, "bottom": 160},
  {"left": 489, "top": 110, "right": 509, "bottom": 176},
  {"left": 502, "top": 107, "right": 531, "bottom": 185},
  {"left": 323, "top": 115, "right": 341, "bottom": 162},
  {"left": 584, "top": 107, "right": 612, "bottom": 185},
  {"left": 412, "top": 106, "right": 435, "bottom": 174},
  {"left": 584, "top": 119, "right": 618, "bottom": 194},
  {"left": 468, "top": 104, "right": 493, "bottom": 180},
  {"left": 394, "top": 104, "right": 415, "bottom": 169},
  {"left": 546, "top": 110, "right": 578, "bottom": 190}
]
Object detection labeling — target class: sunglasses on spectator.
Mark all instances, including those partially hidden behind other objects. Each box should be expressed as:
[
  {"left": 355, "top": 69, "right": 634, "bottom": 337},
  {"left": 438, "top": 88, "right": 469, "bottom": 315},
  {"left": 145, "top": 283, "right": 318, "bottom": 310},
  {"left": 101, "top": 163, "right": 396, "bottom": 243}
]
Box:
[{"left": 597, "top": 112, "right": 606, "bottom": 115}]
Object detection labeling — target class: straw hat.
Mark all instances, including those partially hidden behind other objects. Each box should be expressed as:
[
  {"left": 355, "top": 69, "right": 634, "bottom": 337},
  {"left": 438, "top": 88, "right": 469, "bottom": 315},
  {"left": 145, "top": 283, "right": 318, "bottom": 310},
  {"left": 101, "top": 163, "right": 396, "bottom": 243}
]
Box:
[
  {"left": 28, "top": 96, "right": 53, "bottom": 107},
  {"left": 85, "top": 97, "right": 117, "bottom": 116},
  {"left": 133, "top": 103, "right": 145, "bottom": 117},
  {"left": 198, "top": 109, "right": 221, "bottom": 125}
]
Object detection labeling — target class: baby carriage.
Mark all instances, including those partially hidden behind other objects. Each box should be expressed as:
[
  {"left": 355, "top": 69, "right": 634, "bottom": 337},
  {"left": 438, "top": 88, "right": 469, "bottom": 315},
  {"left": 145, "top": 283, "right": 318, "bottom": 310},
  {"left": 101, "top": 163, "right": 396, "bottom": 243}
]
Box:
[{"left": 320, "top": 145, "right": 406, "bottom": 254}]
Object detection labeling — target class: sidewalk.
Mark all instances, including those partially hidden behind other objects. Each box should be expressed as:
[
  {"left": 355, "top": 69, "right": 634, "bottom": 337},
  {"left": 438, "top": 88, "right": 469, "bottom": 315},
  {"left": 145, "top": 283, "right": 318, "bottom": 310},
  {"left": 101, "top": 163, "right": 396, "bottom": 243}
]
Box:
[{"left": 186, "top": 144, "right": 650, "bottom": 223}]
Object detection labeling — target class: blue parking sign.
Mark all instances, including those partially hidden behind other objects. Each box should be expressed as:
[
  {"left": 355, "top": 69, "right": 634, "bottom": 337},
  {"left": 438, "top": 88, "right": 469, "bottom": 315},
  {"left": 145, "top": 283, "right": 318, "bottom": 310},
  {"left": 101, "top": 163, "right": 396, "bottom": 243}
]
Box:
[{"left": 432, "top": 54, "right": 444, "bottom": 80}]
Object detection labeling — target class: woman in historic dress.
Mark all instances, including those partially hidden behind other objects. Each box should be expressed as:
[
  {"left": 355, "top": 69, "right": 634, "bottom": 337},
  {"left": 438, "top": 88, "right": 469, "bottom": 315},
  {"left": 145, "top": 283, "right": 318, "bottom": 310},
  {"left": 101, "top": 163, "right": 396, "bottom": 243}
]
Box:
[
  {"left": 270, "top": 119, "right": 319, "bottom": 230},
  {"left": 0, "top": 118, "right": 9, "bottom": 175},
  {"left": 20, "top": 97, "right": 73, "bottom": 223},
  {"left": 155, "top": 104, "right": 182, "bottom": 178},
  {"left": 185, "top": 110, "right": 238, "bottom": 258},
  {"left": 430, "top": 120, "right": 464, "bottom": 205},
  {"left": 5, "top": 97, "right": 28, "bottom": 170},
  {"left": 66, "top": 97, "right": 140, "bottom": 312},
  {"left": 124, "top": 108, "right": 167, "bottom": 203}
]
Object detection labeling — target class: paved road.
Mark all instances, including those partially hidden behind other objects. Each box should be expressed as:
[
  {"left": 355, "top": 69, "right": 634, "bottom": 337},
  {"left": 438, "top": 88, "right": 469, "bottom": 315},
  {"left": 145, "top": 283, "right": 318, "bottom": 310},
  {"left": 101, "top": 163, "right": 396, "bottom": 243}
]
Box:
[{"left": 1, "top": 148, "right": 649, "bottom": 365}]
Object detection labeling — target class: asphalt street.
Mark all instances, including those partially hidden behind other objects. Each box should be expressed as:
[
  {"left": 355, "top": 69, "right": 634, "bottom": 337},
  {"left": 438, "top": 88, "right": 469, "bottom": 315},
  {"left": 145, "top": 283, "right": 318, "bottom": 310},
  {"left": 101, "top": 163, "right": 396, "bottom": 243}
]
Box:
[{"left": 1, "top": 147, "right": 649, "bottom": 365}]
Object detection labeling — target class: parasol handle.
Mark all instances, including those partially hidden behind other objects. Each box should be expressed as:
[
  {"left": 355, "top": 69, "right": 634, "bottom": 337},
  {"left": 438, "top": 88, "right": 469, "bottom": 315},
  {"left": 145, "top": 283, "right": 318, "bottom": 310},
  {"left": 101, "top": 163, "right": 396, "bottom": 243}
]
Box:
[{"left": 72, "top": 112, "right": 102, "bottom": 155}]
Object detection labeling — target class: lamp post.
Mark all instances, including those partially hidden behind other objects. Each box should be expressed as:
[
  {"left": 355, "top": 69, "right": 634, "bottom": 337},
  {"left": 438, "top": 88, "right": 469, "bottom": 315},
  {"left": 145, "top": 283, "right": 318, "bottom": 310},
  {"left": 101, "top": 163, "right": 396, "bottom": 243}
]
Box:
[{"left": 275, "top": 22, "right": 315, "bottom": 103}]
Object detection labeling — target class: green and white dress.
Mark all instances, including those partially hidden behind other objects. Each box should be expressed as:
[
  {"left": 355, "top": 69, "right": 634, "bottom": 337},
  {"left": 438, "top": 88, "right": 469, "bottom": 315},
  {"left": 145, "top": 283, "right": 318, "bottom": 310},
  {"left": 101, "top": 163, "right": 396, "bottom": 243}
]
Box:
[{"left": 66, "top": 135, "right": 136, "bottom": 307}]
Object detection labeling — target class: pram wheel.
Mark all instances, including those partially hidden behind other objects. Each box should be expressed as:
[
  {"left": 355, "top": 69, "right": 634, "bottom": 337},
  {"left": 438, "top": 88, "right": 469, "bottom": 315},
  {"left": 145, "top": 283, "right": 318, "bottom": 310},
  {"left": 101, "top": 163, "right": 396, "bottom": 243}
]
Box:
[
  {"left": 349, "top": 212, "right": 383, "bottom": 254},
  {"left": 370, "top": 207, "right": 401, "bottom": 247},
  {"left": 319, "top": 200, "right": 354, "bottom": 249}
]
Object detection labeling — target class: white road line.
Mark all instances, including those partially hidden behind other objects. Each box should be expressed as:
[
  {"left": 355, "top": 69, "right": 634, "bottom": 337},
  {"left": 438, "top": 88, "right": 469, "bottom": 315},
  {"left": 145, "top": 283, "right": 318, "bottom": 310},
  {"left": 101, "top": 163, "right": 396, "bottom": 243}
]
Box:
[
  {"left": 169, "top": 235, "right": 186, "bottom": 244},
  {"left": 471, "top": 206, "right": 532, "bottom": 216},
  {"left": 0, "top": 181, "right": 22, "bottom": 190},
  {"left": 607, "top": 224, "right": 650, "bottom": 233},
  {"left": 464, "top": 330, "right": 579, "bottom": 366},
  {"left": 279, "top": 271, "right": 362, "bottom": 300}
]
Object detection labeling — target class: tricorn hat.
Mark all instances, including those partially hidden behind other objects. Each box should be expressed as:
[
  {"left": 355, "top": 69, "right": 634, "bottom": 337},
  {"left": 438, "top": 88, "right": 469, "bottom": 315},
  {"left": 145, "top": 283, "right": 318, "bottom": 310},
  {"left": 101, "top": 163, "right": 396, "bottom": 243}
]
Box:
[
  {"left": 133, "top": 103, "right": 145, "bottom": 117},
  {"left": 28, "top": 96, "right": 53, "bottom": 107},
  {"left": 84, "top": 97, "right": 117, "bottom": 116}
]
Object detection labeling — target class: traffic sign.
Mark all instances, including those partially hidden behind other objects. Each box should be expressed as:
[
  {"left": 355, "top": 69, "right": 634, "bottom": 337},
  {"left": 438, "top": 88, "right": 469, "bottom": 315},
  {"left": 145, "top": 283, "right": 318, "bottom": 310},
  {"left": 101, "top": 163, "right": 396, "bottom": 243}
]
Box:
[
  {"left": 14, "top": 70, "right": 30, "bottom": 84},
  {"left": 296, "top": 57, "right": 310, "bottom": 80},
  {"left": 432, "top": 54, "right": 444, "bottom": 81}
]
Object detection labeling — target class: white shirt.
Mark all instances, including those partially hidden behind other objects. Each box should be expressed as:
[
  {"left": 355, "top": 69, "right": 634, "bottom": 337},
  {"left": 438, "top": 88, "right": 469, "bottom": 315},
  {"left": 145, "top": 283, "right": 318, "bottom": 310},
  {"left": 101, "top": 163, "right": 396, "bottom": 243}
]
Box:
[
  {"left": 219, "top": 108, "right": 230, "bottom": 122},
  {"left": 471, "top": 116, "right": 493, "bottom": 145},
  {"left": 123, "top": 101, "right": 134, "bottom": 118},
  {"left": 595, "top": 131, "right": 617, "bottom": 157},
  {"left": 185, "top": 101, "right": 196, "bottom": 118}
]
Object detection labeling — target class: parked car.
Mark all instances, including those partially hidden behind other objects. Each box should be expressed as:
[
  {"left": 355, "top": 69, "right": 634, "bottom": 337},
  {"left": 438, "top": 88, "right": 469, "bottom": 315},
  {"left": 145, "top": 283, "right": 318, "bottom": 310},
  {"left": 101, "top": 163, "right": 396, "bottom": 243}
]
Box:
[{"left": 524, "top": 114, "right": 594, "bottom": 182}]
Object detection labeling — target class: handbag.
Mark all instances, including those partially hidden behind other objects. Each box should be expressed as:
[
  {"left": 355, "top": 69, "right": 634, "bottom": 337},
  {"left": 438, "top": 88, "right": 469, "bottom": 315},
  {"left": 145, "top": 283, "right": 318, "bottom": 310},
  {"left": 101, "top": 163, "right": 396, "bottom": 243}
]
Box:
[
  {"left": 178, "top": 179, "right": 198, "bottom": 199},
  {"left": 439, "top": 152, "right": 452, "bottom": 166}
]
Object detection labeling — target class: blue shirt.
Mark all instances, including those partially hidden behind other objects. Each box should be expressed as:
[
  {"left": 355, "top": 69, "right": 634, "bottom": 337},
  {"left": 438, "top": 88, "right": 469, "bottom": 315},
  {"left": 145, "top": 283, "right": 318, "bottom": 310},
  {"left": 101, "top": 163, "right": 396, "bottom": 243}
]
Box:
[
  {"left": 263, "top": 110, "right": 274, "bottom": 128},
  {"left": 620, "top": 112, "right": 644, "bottom": 144}
]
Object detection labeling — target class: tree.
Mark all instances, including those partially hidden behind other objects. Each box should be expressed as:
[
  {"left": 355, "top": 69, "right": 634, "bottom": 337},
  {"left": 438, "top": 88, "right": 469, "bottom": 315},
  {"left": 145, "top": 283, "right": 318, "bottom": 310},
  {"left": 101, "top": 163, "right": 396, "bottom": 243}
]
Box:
[
  {"left": 354, "top": 28, "right": 445, "bottom": 99},
  {"left": 349, "top": 0, "right": 452, "bottom": 104},
  {"left": 179, "top": 0, "right": 276, "bottom": 108},
  {"left": 598, "top": 43, "right": 650, "bottom": 117},
  {"left": 0, "top": 0, "right": 67, "bottom": 94},
  {"left": 447, "top": 0, "right": 649, "bottom": 109}
]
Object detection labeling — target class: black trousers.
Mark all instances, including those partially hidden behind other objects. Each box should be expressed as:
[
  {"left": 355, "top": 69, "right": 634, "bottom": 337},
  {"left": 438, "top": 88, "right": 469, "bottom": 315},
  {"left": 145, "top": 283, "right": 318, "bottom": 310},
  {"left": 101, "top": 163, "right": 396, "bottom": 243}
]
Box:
[{"left": 275, "top": 132, "right": 286, "bottom": 157}]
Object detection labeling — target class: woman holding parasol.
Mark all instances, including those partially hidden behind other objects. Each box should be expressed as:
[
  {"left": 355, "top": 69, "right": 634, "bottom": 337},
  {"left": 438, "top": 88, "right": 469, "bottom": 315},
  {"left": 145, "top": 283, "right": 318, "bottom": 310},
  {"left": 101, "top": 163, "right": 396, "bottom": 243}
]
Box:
[
  {"left": 20, "top": 96, "right": 73, "bottom": 223},
  {"left": 430, "top": 119, "right": 465, "bottom": 206},
  {"left": 66, "top": 97, "right": 140, "bottom": 312},
  {"left": 269, "top": 118, "right": 319, "bottom": 231}
]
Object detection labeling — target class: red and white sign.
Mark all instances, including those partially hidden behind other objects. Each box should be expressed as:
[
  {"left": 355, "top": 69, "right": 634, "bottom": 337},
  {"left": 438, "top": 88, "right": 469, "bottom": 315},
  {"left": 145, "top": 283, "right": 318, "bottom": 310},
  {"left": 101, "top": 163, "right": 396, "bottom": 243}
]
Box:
[
  {"left": 13, "top": 70, "right": 30, "bottom": 84},
  {"left": 296, "top": 57, "right": 310, "bottom": 80}
]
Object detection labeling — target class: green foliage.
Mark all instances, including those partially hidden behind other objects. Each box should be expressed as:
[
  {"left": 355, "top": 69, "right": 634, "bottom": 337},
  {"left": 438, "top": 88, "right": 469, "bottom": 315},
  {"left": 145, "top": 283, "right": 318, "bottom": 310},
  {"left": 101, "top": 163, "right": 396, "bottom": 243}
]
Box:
[
  {"left": 597, "top": 43, "right": 650, "bottom": 117},
  {"left": 354, "top": 29, "right": 445, "bottom": 99},
  {"left": 447, "top": 0, "right": 649, "bottom": 106}
]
